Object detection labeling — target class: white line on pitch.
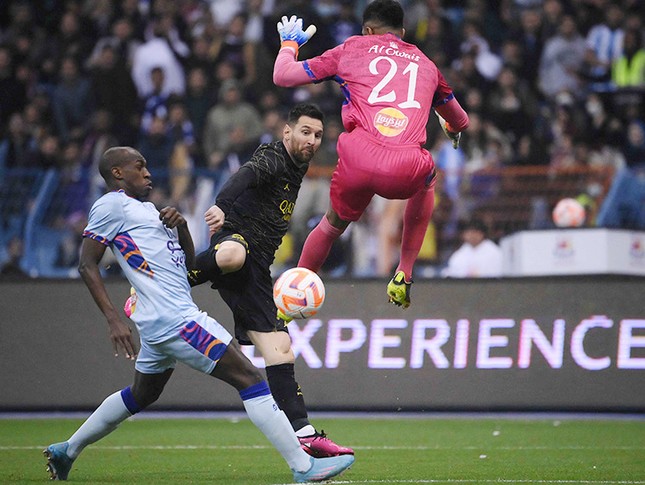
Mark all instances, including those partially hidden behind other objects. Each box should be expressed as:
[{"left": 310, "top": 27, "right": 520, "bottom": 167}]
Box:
[{"left": 4, "top": 445, "right": 643, "bottom": 451}]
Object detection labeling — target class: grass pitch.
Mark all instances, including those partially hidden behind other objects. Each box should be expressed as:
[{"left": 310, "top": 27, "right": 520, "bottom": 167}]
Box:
[{"left": 1, "top": 415, "right": 644, "bottom": 484}]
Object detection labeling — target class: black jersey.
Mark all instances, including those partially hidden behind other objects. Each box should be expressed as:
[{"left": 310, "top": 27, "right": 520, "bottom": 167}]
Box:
[{"left": 217, "top": 140, "right": 309, "bottom": 262}]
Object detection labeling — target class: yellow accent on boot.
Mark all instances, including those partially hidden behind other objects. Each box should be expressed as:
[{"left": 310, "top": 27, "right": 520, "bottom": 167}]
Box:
[
  {"left": 276, "top": 308, "right": 293, "bottom": 323},
  {"left": 387, "top": 271, "right": 412, "bottom": 308}
]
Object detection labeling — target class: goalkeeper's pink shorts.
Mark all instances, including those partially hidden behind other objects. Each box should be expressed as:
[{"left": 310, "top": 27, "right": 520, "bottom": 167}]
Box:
[{"left": 330, "top": 128, "right": 436, "bottom": 222}]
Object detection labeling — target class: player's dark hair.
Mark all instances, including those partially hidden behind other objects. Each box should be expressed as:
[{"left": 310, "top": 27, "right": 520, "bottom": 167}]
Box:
[
  {"left": 363, "top": 0, "right": 404, "bottom": 29},
  {"left": 99, "top": 146, "right": 143, "bottom": 182},
  {"left": 288, "top": 103, "right": 324, "bottom": 125}
]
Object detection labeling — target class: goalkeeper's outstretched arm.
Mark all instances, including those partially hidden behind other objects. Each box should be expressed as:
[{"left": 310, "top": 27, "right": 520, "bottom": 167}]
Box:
[{"left": 273, "top": 15, "right": 317, "bottom": 87}]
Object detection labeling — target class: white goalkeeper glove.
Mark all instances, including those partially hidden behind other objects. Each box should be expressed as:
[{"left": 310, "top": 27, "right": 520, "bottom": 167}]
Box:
[
  {"left": 277, "top": 15, "right": 317, "bottom": 53},
  {"left": 436, "top": 112, "right": 462, "bottom": 149}
]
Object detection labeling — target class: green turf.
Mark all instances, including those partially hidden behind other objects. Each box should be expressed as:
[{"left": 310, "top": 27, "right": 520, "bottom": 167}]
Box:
[{"left": 1, "top": 416, "right": 643, "bottom": 484}]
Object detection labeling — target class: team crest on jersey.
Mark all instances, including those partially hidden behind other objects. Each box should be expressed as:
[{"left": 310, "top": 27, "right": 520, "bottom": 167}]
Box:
[
  {"left": 389, "top": 41, "right": 398, "bottom": 49},
  {"left": 374, "top": 107, "right": 409, "bottom": 137}
]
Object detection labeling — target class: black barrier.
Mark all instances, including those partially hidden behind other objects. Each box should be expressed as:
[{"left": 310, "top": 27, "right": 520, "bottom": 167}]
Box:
[{"left": 1, "top": 276, "right": 643, "bottom": 411}]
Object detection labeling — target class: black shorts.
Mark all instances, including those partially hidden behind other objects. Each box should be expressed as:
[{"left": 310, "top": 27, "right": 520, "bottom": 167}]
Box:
[{"left": 207, "top": 230, "right": 288, "bottom": 346}]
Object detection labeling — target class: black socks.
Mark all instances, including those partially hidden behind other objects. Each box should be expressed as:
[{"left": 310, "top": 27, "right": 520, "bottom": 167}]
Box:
[{"left": 265, "top": 363, "right": 310, "bottom": 432}]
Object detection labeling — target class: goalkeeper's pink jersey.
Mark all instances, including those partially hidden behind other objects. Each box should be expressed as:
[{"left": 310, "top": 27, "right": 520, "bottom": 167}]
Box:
[{"left": 302, "top": 33, "right": 453, "bottom": 146}]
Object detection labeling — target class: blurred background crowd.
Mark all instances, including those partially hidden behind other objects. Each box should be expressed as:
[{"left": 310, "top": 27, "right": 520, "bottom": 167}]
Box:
[{"left": 0, "top": 0, "right": 643, "bottom": 279}]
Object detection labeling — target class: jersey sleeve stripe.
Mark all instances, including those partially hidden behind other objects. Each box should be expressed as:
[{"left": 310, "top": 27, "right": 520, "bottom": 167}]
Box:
[
  {"left": 302, "top": 60, "right": 318, "bottom": 81},
  {"left": 82, "top": 231, "right": 110, "bottom": 246},
  {"left": 432, "top": 92, "right": 455, "bottom": 107}
]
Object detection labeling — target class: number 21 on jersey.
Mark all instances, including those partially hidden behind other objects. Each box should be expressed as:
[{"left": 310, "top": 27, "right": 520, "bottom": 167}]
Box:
[{"left": 367, "top": 56, "right": 420, "bottom": 109}]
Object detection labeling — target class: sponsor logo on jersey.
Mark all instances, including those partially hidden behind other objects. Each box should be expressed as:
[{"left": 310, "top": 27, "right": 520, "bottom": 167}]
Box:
[
  {"left": 374, "top": 107, "right": 409, "bottom": 137},
  {"left": 279, "top": 199, "right": 295, "bottom": 221}
]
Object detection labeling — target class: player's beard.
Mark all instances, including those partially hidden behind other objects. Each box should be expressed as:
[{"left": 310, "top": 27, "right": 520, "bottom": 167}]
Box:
[{"left": 295, "top": 147, "right": 315, "bottom": 165}]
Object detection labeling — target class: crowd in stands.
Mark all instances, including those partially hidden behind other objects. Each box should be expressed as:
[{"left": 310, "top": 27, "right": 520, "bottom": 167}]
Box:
[{"left": 0, "top": 0, "right": 643, "bottom": 278}]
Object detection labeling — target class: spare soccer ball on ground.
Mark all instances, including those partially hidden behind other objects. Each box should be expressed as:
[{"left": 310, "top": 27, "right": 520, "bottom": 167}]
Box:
[
  {"left": 552, "top": 198, "right": 586, "bottom": 228},
  {"left": 273, "top": 267, "right": 325, "bottom": 319}
]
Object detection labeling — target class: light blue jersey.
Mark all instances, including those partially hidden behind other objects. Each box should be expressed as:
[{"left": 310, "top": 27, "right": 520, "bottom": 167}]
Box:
[{"left": 83, "top": 190, "right": 200, "bottom": 343}]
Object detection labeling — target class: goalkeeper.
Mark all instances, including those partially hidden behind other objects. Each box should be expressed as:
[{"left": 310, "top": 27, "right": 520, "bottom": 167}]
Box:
[{"left": 273, "top": 0, "right": 469, "bottom": 308}]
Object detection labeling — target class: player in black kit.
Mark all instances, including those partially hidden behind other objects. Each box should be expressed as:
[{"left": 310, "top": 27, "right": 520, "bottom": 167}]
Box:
[{"left": 188, "top": 103, "right": 354, "bottom": 458}]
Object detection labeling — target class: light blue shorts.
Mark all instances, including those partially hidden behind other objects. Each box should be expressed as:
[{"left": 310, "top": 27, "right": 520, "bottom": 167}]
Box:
[{"left": 135, "top": 312, "right": 233, "bottom": 375}]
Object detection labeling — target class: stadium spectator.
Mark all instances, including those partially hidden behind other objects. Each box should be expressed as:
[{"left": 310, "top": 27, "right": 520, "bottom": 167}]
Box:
[
  {"left": 140, "top": 66, "right": 169, "bottom": 134},
  {"left": 623, "top": 120, "right": 645, "bottom": 169},
  {"left": 244, "top": 0, "right": 268, "bottom": 45},
  {"left": 43, "top": 145, "right": 354, "bottom": 483},
  {"left": 450, "top": 51, "right": 491, "bottom": 100},
  {"left": 458, "top": 19, "right": 502, "bottom": 82},
  {"left": 243, "top": 0, "right": 277, "bottom": 95},
  {"left": 186, "top": 103, "right": 354, "bottom": 458},
  {"left": 212, "top": 12, "right": 254, "bottom": 84},
  {"left": 202, "top": 79, "right": 263, "bottom": 163},
  {"left": 582, "top": 93, "right": 625, "bottom": 152},
  {"left": 51, "top": 56, "right": 93, "bottom": 144},
  {"left": 258, "top": 107, "right": 288, "bottom": 144},
  {"left": 185, "top": 34, "right": 218, "bottom": 81},
  {"left": 56, "top": 140, "right": 89, "bottom": 217},
  {"left": 0, "top": 236, "right": 27, "bottom": 278},
  {"left": 274, "top": 0, "right": 469, "bottom": 308},
  {"left": 327, "top": 1, "right": 362, "bottom": 46},
  {"left": 374, "top": 198, "right": 407, "bottom": 277},
  {"left": 611, "top": 28, "right": 645, "bottom": 88},
  {"left": 53, "top": 209, "right": 87, "bottom": 270},
  {"left": 511, "top": 134, "right": 549, "bottom": 167},
  {"left": 115, "top": 0, "right": 147, "bottom": 40},
  {"left": 0, "top": 2, "right": 44, "bottom": 49},
  {"left": 583, "top": 3, "right": 624, "bottom": 92},
  {"left": 0, "top": 112, "right": 35, "bottom": 172},
  {"left": 0, "top": 45, "right": 27, "bottom": 128},
  {"left": 412, "top": 11, "right": 452, "bottom": 69},
  {"left": 538, "top": 14, "right": 587, "bottom": 102},
  {"left": 131, "top": 15, "right": 188, "bottom": 98},
  {"left": 39, "top": 10, "right": 93, "bottom": 70},
  {"left": 290, "top": 81, "right": 342, "bottom": 120},
  {"left": 86, "top": 17, "right": 142, "bottom": 69},
  {"left": 442, "top": 218, "right": 502, "bottom": 278},
  {"left": 24, "top": 132, "right": 61, "bottom": 170},
  {"left": 82, "top": 0, "right": 115, "bottom": 40},
  {"left": 183, "top": 66, "right": 215, "bottom": 167},
  {"left": 207, "top": 0, "right": 245, "bottom": 29},
  {"left": 210, "top": 58, "right": 238, "bottom": 98},
  {"left": 486, "top": 66, "right": 538, "bottom": 145},
  {"left": 136, "top": 118, "right": 171, "bottom": 199},
  {"left": 88, "top": 44, "right": 139, "bottom": 142},
  {"left": 540, "top": 0, "right": 563, "bottom": 41},
  {"left": 509, "top": 7, "right": 544, "bottom": 85},
  {"left": 463, "top": 0, "right": 508, "bottom": 49}
]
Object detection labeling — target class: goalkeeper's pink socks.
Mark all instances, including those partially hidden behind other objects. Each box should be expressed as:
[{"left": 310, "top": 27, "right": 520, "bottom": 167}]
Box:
[
  {"left": 298, "top": 215, "right": 344, "bottom": 272},
  {"left": 397, "top": 187, "right": 435, "bottom": 281}
]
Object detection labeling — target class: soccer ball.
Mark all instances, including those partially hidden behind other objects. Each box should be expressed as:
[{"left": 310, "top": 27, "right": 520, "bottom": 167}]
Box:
[
  {"left": 273, "top": 267, "right": 325, "bottom": 319},
  {"left": 552, "top": 198, "right": 586, "bottom": 228}
]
